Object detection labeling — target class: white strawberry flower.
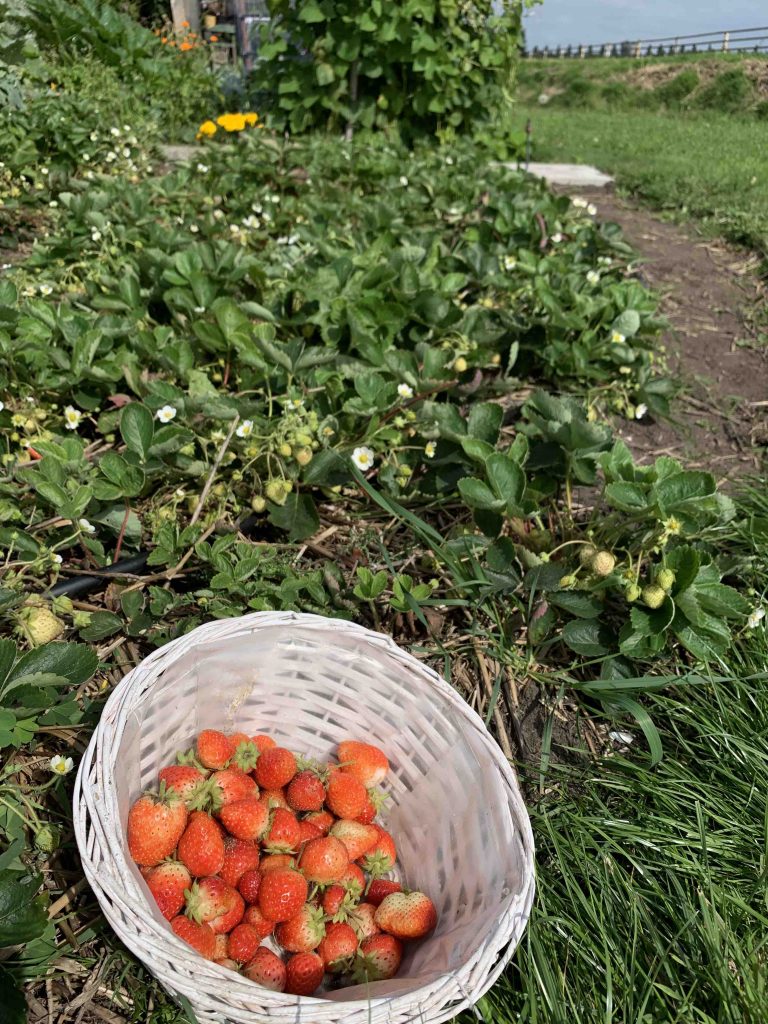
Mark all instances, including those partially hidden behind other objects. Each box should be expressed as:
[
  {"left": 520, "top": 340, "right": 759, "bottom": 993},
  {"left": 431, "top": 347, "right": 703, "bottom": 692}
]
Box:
[
  {"left": 0, "top": 401, "right": 4, "bottom": 412},
  {"left": 635, "top": 403, "right": 648, "bottom": 420},
  {"left": 551, "top": 233, "right": 563, "bottom": 244},
  {"left": 39, "top": 283, "right": 53, "bottom": 296},
  {"left": 352, "top": 446, "right": 375, "bottom": 471},
  {"left": 50, "top": 755, "right": 74, "bottom": 775},
  {"left": 587, "top": 203, "right": 598, "bottom": 216},
  {"left": 110, "top": 126, "right": 121, "bottom": 137},
  {"left": 397, "top": 383, "right": 414, "bottom": 399},
  {"left": 78, "top": 518, "right": 96, "bottom": 534},
  {"left": 586, "top": 270, "right": 600, "bottom": 286},
  {"left": 747, "top": 607, "right": 765, "bottom": 629},
  {"left": 424, "top": 441, "right": 436, "bottom": 458},
  {"left": 399, "top": 175, "right": 409, "bottom": 186},
  {"left": 503, "top": 255, "right": 517, "bottom": 271},
  {"left": 51, "top": 553, "right": 63, "bottom": 564},
  {"left": 611, "top": 330, "right": 626, "bottom": 344},
  {"left": 236, "top": 420, "right": 254, "bottom": 438},
  {"left": 196, "top": 163, "right": 209, "bottom": 173},
  {"left": 572, "top": 197, "right": 588, "bottom": 209},
  {"left": 63, "top": 405, "right": 82, "bottom": 430},
  {"left": 156, "top": 405, "right": 177, "bottom": 423}
]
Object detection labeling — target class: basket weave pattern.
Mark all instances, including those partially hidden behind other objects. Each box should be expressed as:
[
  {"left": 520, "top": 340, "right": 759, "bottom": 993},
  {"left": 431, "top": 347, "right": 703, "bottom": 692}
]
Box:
[{"left": 74, "top": 612, "right": 535, "bottom": 1023}]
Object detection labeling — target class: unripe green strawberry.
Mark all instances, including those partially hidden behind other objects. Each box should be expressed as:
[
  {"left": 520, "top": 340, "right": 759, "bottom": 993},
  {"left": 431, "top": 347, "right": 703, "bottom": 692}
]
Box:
[
  {"left": 278, "top": 443, "right": 292, "bottom": 457},
  {"left": 578, "top": 544, "right": 598, "bottom": 566},
  {"left": 625, "top": 584, "right": 641, "bottom": 603},
  {"left": 35, "top": 824, "right": 60, "bottom": 853},
  {"left": 559, "top": 575, "right": 577, "bottom": 589},
  {"left": 265, "top": 479, "right": 287, "bottom": 505},
  {"left": 16, "top": 604, "right": 65, "bottom": 647},
  {"left": 73, "top": 611, "right": 93, "bottom": 629},
  {"left": 294, "top": 447, "right": 313, "bottom": 466},
  {"left": 591, "top": 551, "right": 616, "bottom": 577},
  {"left": 251, "top": 495, "right": 266, "bottom": 513},
  {"left": 642, "top": 585, "right": 666, "bottom": 609},
  {"left": 657, "top": 569, "right": 675, "bottom": 592},
  {"left": 51, "top": 596, "right": 73, "bottom": 615}
]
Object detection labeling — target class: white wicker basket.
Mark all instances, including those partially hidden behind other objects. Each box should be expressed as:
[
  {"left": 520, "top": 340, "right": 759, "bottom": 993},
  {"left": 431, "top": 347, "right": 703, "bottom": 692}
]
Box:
[{"left": 74, "top": 612, "right": 535, "bottom": 1024}]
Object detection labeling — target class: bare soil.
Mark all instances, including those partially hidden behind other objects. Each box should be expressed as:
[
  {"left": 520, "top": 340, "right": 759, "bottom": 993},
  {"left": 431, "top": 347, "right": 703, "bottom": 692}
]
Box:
[{"left": 575, "top": 188, "right": 767, "bottom": 479}]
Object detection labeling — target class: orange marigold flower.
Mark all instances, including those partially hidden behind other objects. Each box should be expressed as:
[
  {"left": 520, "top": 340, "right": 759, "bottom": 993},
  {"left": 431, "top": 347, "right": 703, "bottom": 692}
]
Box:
[
  {"left": 180, "top": 41, "right": 193, "bottom": 50},
  {"left": 210, "top": 34, "right": 218, "bottom": 41},
  {"left": 181, "top": 19, "right": 190, "bottom": 27}
]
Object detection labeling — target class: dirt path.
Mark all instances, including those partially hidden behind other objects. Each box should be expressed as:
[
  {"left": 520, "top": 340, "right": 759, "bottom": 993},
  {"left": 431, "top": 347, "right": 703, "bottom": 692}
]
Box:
[{"left": 574, "top": 189, "right": 767, "bottom": 479}]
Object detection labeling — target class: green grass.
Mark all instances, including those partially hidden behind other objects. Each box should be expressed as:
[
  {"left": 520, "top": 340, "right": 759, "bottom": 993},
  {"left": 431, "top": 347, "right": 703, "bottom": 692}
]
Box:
[{"left": 516, "top": 104, "right": 768, "bottom": 258}]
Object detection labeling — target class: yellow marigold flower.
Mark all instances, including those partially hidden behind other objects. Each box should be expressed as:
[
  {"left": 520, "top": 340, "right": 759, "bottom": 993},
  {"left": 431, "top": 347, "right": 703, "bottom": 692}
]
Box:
[
  {"left": 244, "top": 112, "right": 259, "bottom": 126},
  {"left": 198, "top": 120, "right": 217, "bottom": 137},
  {"left": 217, "top": 113, "right": 247, "bottom": 132}
]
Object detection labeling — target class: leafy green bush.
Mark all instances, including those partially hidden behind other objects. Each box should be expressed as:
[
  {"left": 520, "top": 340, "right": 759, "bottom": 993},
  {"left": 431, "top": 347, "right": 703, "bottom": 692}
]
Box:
[
  {"left": 251, "top": 0, "right": 524, "bottom": 141},
  {"left": 693, "top": 68, "right": 753, "bottom": 112},
  {"left": 655, "top": 67, "right": 699, "bottom": 106}
]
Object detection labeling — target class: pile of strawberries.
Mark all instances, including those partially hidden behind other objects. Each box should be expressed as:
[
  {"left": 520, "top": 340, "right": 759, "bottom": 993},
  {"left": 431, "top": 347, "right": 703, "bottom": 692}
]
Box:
[{"left": 127, "top": 730, "right": 437, "bottom": 995}]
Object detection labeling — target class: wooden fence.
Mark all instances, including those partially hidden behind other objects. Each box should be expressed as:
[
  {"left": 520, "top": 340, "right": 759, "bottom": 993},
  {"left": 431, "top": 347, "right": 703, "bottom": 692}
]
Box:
[{"left": 524, "top": 26, "right": 768, "bottom": 59}]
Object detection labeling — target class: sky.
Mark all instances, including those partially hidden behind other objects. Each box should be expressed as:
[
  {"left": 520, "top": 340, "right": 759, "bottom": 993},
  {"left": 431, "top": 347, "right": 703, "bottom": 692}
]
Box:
[{"left": 524, "top": 1, "right": 766, "bottom": 49}]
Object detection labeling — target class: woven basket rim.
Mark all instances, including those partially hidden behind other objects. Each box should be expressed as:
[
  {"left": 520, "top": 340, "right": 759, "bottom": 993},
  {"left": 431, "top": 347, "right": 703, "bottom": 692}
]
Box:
[{"left": 74, "top": 611, "right": 535, "bottom": 1023}]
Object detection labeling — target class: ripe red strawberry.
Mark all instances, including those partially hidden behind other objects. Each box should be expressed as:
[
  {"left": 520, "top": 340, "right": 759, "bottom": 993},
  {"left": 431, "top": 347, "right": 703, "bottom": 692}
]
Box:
[
  {"left": 220, "top": 797, "right": 269, "bottom": 842},
  {"left": 158, "top": 765, "right": 207, "bottom": 804},
  {"left": 237, "top": 868, "right": 262, "bottom": 905},
  {"left": 259, "top": 788, "right": 289, "bottom": 810},
  {"left": 366, "top": 879, "right": 402, "bottom": 906},
  {"left": 214, "top": 957, "right": 240, "bottom": 971},
  {"left": 213, "top": 933, "right": 229, "bottom": 959},
  {"left": 326, "top": 772, "right": 368, "bottom": 819},
  {"left": 258, "top": 867, "right": 309, "bottom": 922},
  {"left": 305, "top": 810, "right": 335, "bottom": 834},
  {"left": 286, "top": 770, "right": 326, "bottom": 812},
  {"left": 219, "top": 837, "right": 260, "bottom": 888},
  {"left": 243, "top": 946, "right": 286, "bottom": 991},
  {"left": 263, "top": 807, "right": 301, "bottom": 852},
  {"left": 145, "top": 861, "right": 192, "bottom": 920},
  {"left": 297, "top": 820, "right": 323, "bottom": 847},
  {"left": 355, "top": 796, "right": 377, "bottom": 825},
  {"left": 298, "top": 836, "right": 349, "bottom": 884},
  {"left": 330, "top": 820, "right": 379, "bottom": 862},
  {"left": 255, "top": 748, "right": 297, "bottom": 790},
  {"left": 374, "top": 891, "right": 437, "bottom": 939},
  {"left": 352, "top": 934, "right": 403, "bottom": 982},
  {"left": 127, "top": 788, "right": 188, "bottom": 867},
  {"left": 285, "top": 951, "right": 324, "bottom": 996},
  {"left": 275, "top": 902, "right": 326, "bottom": 953},
  {"left": 348, "top": 903, "right": 379, "bottom": 942},
  {"left": 243, "top": 903, "right": 276, "bottom": 939},
  {"left": 171, "top": 916, "right": 216, "bottom": 959},
  {"left": 322, "top": 884, "right": 361, "bottom": 923},
  {"left": 252, "top": 734, "right": 277, "bottom": 753},
  {"left": 211, "top": 768, "right": 258, "bottom": 809},
  {"left": 317, "top": 921, "right": 358, "bottom": 972},
  {"left": 184, "top": 877, "right": 236, "bottom": 924},
  {"left": 210, "top": 890, "right": 244, "bottom": 934},
  {"left": 260, "top": 853, "right": 295, "bottom": 874},
  {"left": 227, "top": 922, "right": 263, "bottom": 963},
  {"left": 360, "top": 826, "right": 397, "bottom": 877},
  {"left": 196, "top": 729, "right": 234, "bottom": 770},
  {"left": 337, "top": 740, "right": 389, "bottom": 788},
  {"left": 229, "top": 737, "right": 260, "bottom": 773},
  {"left": 177, "top": 811, "right": 225, "bottom": 877},
  {"left": 338, "top": 863, "right": 366, "bottom": 893}
]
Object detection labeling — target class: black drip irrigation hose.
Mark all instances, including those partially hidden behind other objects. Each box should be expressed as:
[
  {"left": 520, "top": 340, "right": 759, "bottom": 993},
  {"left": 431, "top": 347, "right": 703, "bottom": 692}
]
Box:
[{"left": 46, "top": 515, "right": 262, "bottom": 600}]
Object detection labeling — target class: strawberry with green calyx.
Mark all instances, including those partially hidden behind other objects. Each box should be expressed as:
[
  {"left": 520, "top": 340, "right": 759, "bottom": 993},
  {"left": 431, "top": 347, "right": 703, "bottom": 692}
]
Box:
[
  {"left": 317, "top": 921, "right": 358, "bottom": 972},
  {"left": 337, "top": 741, "right": 389, "bottom": 788},
  {"left": 219, "top": 836, "right": 260, "bottom": 888},
  {"left": 260, "top": 788, "right": 290, "bottom": 810},
  {"left": 338, "top": 863, "right": 365, "bottom": 893},
  {"left": 219, "top": 797, "right": 269, "bottom": 842},
  {"left": 127, "top": 783, "right": 188, "bottom": 867},
  {"left": 176, "top": 747, "right": 209, "bottom": 773},
  {"left": 275, "top": 903, "right": 326, "bottom": 953},
  {"left": 263, "top": 807, "right": 301, "bottom": 852},
  {"left": 578, "top": 544, "right": 598, "bottom": 567},
  {"left": 196, "top": 730, "right": 235, "bottom": 770},
  {"left": 184, "top": 877, "right": 236, "bottom": 925},
  {"left": 350, "top": 934, "right": 403, "bottom": 982},
  {"left": 285, "top": 951, "right": 324, "bottom": 996},
  {"left": 237, "top": 868, "right": 262, "bottom": 905},
  {"left": 322, "top": 883, "right": 361, "bottom": 923},
  {"left": 145, "top": 861, "right": 192, "bottom": 920},
  {"left": 374, "top": 890, "right": 437, "bottom": 940},
  {"left": 326, "top": 772, "right": 368, "bottom": 819},
  {"left": 348, "top": 902, "right": 379, "bottom": 942},
  {"left": 298, "top": 835, "right": 349, "bottom": 884},
  {"left": 591, "top": 551, "right": 616, "bottom": 577},
  {"left": 258, "top": 866, "right": 309, "bottom": 923},
  {"left": 366, "top": 879, "right": 402, "bottom": 906},
  {"left": 177, "top": 811, "right": 225, "bottom": 877},
  {"left": 230, "top": 738, "right": 260, "bottom": 773},
  {"left": 210, "top": 768, "right": 258, "bottom": 810},
  {"left": 330, "top": 820, "right": 379, "bottom": 862},
  {"left": 657, "top": 568, "right": 675, "bottom": 592},
  {"left": 625, "top": 584, "right": 642, "bottom": 603},
  {"left": 171, "top": 916, "right": 216, "bottom": 959},
  {"left": 286, "top": 770, "right": 326, "bottom": 812},
  {"left": 254, "top": 747, "right": 297, "bottom": 790},
  {"left": 158, "top": 764, "right": 208, "bottom": 805},
  {"left": 642, "top": 585, "right": 666, "bottom": 609},
  {"left": 227, "top": 922, "right": 263, "bottom": 963},
  {"left": 360, "top": 827, "right": 397, "bottom": 877},
  {"left": 243, "top": 946, "right": 287, "bottom": 991},
  {"left": 15, "top": 597, "right": 65, "bottom": 647}
]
